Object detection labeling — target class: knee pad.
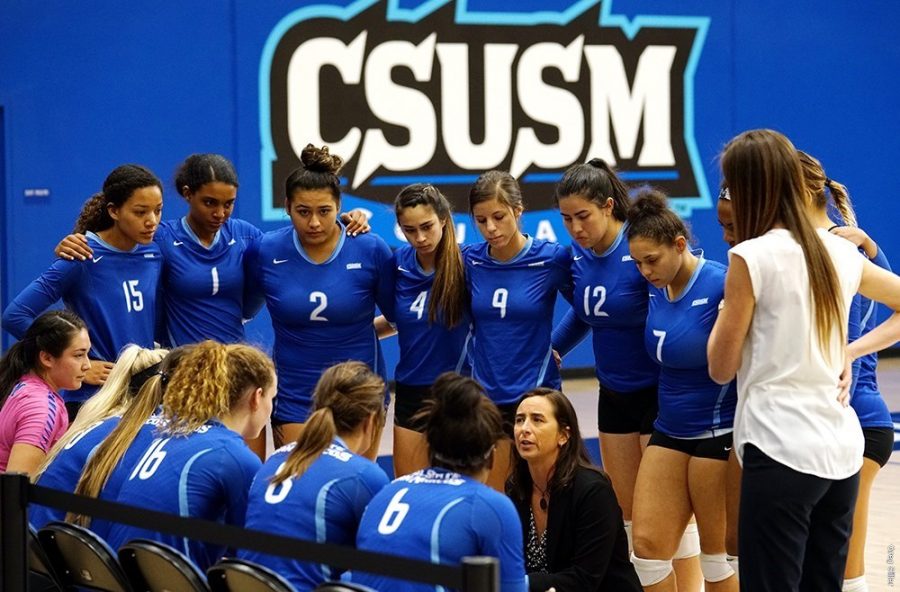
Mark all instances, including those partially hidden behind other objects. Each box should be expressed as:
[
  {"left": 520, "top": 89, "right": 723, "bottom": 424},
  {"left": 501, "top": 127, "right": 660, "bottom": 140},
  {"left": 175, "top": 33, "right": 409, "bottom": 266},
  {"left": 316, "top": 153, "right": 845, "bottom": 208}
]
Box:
[
  {"left": 631, "top": 553, "right": 673, "bottom": 587},
  {"left": 725, "top": 555, "right": 739, "bottom": 581},
  {"left": 674, "top": 522, "right": 700, "bottom": 559},
  {"left": 623, "top": 520, "right": 633, "bottom": 554},
  {"left": 699, "top": 553, "right": 734, "bottom": 583},
  {"left": 842, "top": 575, "right": 868, "bottom": 591}
]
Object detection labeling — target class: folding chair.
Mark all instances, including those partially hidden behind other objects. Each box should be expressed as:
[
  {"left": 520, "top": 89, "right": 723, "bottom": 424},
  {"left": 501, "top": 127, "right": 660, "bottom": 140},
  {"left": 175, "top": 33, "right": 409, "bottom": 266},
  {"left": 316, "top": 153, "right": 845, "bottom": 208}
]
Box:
[
  {"left": 119, "top": 539, "right": 209, "bottom": 592},
  {"left": 207, "top": 557, "right": 295, "bottom": 592},
  {"left": 28, "top": 524, "right": 64, "bottom": 591},
  {"left": 37, "top": 521, "right": 132, "bottom": 591}
]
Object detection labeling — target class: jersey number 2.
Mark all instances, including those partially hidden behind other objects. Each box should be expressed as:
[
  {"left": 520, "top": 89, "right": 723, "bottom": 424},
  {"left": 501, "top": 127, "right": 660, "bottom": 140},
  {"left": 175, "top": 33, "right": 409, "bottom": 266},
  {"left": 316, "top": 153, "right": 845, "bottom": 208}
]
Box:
[{"left": 310, "top": 291, "right": 328, "bottom": 322}]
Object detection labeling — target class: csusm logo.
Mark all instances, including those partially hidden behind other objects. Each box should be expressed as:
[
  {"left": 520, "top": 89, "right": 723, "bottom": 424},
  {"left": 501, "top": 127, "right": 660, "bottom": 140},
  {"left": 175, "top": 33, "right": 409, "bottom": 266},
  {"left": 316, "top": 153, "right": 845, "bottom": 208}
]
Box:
[{"left": 259, "top": 0, "right": 711, "bottom": 222}]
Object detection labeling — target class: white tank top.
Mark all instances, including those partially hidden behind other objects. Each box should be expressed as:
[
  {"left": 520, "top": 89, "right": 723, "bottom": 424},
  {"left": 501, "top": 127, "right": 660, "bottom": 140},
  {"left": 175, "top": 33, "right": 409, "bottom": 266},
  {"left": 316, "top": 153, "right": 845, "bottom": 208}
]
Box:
[{"left": 729, "top": 228, "right": 864, "bottom": 479}]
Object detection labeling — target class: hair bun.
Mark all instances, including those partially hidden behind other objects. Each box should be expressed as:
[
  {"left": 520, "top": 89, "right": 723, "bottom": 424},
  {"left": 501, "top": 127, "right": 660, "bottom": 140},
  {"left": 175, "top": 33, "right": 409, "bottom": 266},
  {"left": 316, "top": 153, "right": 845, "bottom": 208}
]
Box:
[
  {"left": 587, "top": 158, "right": 610, "bottom": 169},
  {"left": 301, "top": 144, "right": 344, "bottom": 175},
  {"left": 630, "top": 188, "right": 668, "bottom": 216}
]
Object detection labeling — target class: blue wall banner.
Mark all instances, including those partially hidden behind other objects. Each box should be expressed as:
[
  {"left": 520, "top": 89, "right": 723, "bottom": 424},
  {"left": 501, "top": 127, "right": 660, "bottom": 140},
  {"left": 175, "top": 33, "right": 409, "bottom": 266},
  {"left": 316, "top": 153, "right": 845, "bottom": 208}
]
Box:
[{"left": 2, "top": 1, "right": 899, "bottom": 366}]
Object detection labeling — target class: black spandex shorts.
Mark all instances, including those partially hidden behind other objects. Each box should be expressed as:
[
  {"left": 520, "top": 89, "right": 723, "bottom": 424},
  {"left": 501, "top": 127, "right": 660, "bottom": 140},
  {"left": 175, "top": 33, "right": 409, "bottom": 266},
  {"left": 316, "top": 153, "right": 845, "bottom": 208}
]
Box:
[
  {"left": 495, "top": 399, "right": 522, "bottom": 440},
  {"left": 648, "top": 430, "right": 733, "bottom": 461},
  {"left": 393, "top": 382, "right": 432, "bottom": 431},
  {"left": 863, "top": 427, "right": 895, "bottom": 468},
  {"left": 597, "top": 384, "right": 658, "bottom": 435}
]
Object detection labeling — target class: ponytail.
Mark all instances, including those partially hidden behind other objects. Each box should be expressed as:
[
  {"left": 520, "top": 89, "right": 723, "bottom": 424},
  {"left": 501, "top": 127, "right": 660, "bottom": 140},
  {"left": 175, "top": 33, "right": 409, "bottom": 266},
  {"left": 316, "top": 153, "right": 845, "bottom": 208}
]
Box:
[
  {"left": 73, "top": 192, "right": 111, "bottom": 233},
  {"left": 270, "top": 407, "right": 337, "bottom": 486},
  {"left": 797, "top": 150, "right": 858, "bottom": 227},
  {"left": 271, "top": 361, "right": 384, "bottom": 485}
]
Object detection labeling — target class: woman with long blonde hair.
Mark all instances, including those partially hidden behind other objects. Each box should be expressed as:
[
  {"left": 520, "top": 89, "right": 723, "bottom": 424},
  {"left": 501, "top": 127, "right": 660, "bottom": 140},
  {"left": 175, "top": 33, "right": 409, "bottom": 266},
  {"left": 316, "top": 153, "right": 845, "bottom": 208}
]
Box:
[
  {"left": 29, "top": 344, "right": 167, "bottom": 528},
  {"left": 103, "top": 341, "right": 275, "bottom": 569}
]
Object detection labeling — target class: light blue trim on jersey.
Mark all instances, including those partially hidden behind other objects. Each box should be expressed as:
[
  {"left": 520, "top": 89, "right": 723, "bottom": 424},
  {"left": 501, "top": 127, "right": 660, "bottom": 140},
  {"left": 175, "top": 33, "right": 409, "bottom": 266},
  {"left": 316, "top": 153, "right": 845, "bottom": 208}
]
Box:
[
  {"left": 535, "top": 345, "right": 554, "bottom": 387},
  {"left": 315, "top": 478, "right": 341, "bottom": 581},
  {"left": 431, "top": 497, "right": 466, "bottom": 592},
  {"left": 861, "top": 299, "right": 876, "bottom": 328},
  {"left": 292, "top": 221, "right": 347, "bottom": 265},
  {"left": 85, "top": 231, "right": 141, "bottom": 254},
  {"left": 597, "top": 223, "right": 627, "bottom": 258},
  {"left": 665, "top": 256, "right": 705, "bottom": 303},
  {"left": 414, "top": 253, "right": 435, "bottom": 276},
  {"left": 178, "top": 448, "right": 213, "bottom": 556},
  {"left": 180, "top": 216, "right": 221, "bottom": 250},
  {"left": 711, "top": 383, "right": 730, "bottom": 429},
  {"left": 489, "top": 235, "right": 534, "bottom": 265},
  {"left": 454, "top": 328, "right": 473, "bottom": 373}
]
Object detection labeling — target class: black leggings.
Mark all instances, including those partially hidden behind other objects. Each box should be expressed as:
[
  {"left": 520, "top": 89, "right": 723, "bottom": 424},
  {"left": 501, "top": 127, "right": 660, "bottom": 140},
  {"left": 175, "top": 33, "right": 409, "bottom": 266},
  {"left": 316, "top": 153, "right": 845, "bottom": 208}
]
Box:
[{"left": 738, "top": 444, "right": 859, "bottom": 591}]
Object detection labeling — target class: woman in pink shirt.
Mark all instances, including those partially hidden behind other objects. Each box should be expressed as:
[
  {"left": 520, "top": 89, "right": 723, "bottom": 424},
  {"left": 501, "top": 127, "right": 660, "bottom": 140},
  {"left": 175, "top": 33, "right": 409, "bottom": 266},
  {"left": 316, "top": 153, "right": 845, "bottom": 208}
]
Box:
[{"left": 0, "top": 310, "right": 91, "bottom": 474}]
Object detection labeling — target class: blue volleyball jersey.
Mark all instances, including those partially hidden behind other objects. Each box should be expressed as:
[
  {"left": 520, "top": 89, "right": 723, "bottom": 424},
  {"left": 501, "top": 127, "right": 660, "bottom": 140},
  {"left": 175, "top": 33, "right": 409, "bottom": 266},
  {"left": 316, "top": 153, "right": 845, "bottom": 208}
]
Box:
[
  {"left": 348, "top": 468, "right": 528, "bottom": 592},
  {"left": 849, "top": 247, "right": 893, "bottom": 429},
  {"left": 90, "top": 414, "right": 166, "bottom": 541},
  {"left": 554, "top": 224, "right": 659, "bottom": 392},
  {"left": 2, "top": 233, "right": 161, "bottom": 403},
  {"left": 246, "top": 225, "right": 394, "bottom": 422},
  {"left": 155, "top": 217, "right": 263, "bottom": 346},
  {"left": 645, "top": 258, "right": 737, "bottom": 438},
  {"left": 465, "top": 237, "right": 572, "bottom": 405},
  {"left": 29, "top": 416, "right": 120, "bottom": 528},
  {"left": 391, "top": 245, "right": 472, "bottom": 385},
  {"left": 104, "top": 421, "right": 260, "bottom": 570},
  {"left": 239, "top": 438, "right": 389, "bottom": 590}
]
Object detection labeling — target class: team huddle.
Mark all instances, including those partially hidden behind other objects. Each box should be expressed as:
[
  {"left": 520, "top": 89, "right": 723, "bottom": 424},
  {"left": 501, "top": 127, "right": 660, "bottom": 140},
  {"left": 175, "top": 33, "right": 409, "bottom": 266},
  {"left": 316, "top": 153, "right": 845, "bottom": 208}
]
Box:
[{"left": 1, "top": 129, "right": 899, "bottom": 592}]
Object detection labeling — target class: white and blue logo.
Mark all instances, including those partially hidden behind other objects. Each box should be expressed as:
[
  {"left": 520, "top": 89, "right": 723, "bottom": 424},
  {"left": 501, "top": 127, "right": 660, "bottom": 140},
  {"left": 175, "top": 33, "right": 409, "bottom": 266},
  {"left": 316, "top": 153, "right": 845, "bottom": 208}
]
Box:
[{"left": 260, "top": 0, "right": 711, "bottom": 231}]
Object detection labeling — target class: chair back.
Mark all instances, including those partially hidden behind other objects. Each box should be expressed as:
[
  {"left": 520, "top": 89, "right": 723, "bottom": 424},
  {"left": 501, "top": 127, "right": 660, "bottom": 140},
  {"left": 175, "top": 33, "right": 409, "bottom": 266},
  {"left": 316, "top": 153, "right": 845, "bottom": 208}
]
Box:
[
  {"left": 37, "top": 521, "right": 133, "bottom": 591},
  {"left": 314, "top": 582, "right": 379, "bottom": 591},
  {"left": 207, "top": 557, "right": 295, "bottom": 592},
  {"left": 27, "top": 525, "right": 64, "bottom": 591},
  {"left": 119, "top": 539, "right": 209, "bottom": 592}
]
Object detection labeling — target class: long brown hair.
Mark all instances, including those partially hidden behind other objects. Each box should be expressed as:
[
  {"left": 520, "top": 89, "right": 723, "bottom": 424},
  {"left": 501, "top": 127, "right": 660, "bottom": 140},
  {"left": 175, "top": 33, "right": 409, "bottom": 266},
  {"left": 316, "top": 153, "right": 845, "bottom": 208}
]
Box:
[
  {"left": 721, "top": 129, "right": 845, "bottom": 355},
  {"left": 162, "top": 341, "right": 275, "bottom": 436},
  {"left": 271, "top": 362, "right": 385, "bottom": 486},
  {"left": 69, "top": 346, "right": 193, "bottom": 526},
  {"left": 395, "top": 184, "right": 466, "bottom": 327},
  {"left": 797, "top": 150, "right": 857, "bottom": 226},
  {"left": 506, "top": 388, "right": 599, "bottom": 505}
]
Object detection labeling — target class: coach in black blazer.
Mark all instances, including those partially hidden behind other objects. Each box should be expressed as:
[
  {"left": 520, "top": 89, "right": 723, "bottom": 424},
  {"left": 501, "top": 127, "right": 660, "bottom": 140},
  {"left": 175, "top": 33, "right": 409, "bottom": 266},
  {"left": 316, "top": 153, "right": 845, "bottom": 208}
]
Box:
[{"left": 507, "top": 388, "right": 641, "bottom": 592}]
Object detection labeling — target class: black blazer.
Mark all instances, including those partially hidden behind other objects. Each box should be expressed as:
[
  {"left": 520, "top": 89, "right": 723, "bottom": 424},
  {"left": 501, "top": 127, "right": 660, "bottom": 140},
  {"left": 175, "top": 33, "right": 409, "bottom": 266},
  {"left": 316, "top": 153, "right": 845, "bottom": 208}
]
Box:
[{"left": 511, "top": 466, "right": 641, "bottom": 592}]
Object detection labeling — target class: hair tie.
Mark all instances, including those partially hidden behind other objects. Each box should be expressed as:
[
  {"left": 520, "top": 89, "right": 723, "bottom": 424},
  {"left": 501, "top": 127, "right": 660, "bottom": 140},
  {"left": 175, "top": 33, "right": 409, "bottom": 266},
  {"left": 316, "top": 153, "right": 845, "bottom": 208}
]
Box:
[
  {"left": 157, "top": 370, "right": 170, "bottom": 385},
  {"left": 129, "top": 362, "right": 163, "bottom": 394},
  {"left": 824, "top": 178, "right": 833, "bottom": 189},
  {"left": 718, "top": 187, "right": 731, "bottom": 201}
]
